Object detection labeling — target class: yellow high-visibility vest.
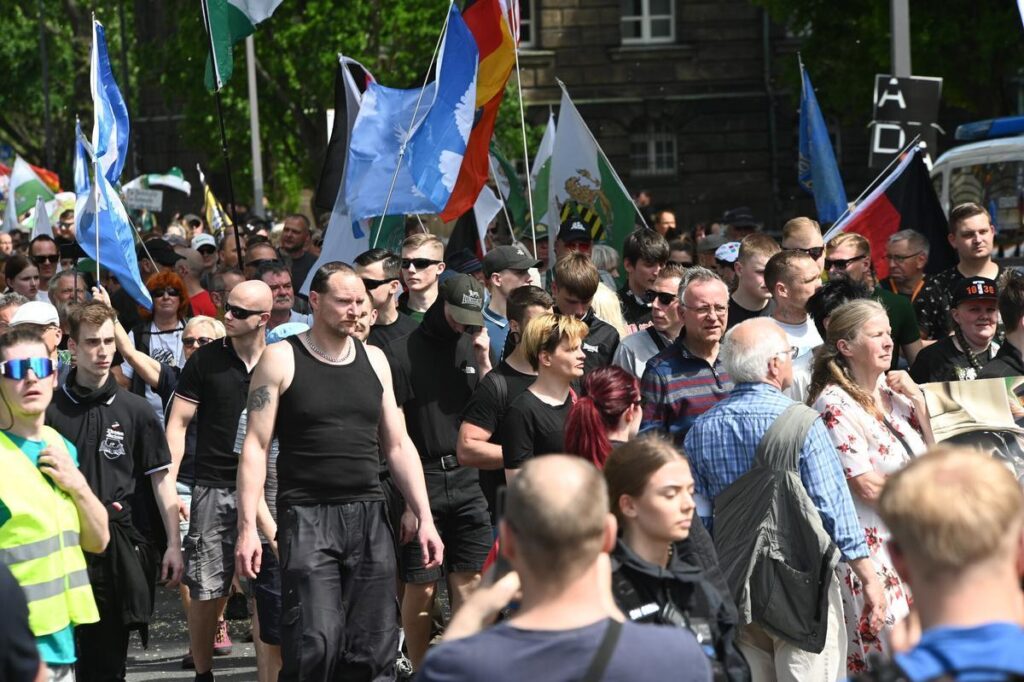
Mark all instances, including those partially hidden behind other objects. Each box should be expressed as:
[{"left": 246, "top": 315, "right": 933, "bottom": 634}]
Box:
[{"left": 0, "top": 428, "right": 99, "bottom": 636}]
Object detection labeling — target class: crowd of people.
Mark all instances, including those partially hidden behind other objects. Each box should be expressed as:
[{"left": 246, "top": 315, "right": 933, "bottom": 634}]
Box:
[{"left": 0, "top": 198, "right": 1023, "bottom": 682}]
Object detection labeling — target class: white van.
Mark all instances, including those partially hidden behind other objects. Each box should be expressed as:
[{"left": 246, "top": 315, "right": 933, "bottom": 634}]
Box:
[{"left": 930, "top": 124, "right": 1024, "bottom": 256}]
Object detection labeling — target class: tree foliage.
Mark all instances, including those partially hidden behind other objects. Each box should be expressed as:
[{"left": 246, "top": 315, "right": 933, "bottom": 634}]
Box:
[{"left": 757, "top": 0, "right": 1024, "bottom": 124}]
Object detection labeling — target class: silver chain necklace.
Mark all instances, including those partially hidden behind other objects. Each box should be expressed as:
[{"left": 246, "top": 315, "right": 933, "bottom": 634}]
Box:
[{"left": 304, "top": 332, "right": 353, "bottom": 364}]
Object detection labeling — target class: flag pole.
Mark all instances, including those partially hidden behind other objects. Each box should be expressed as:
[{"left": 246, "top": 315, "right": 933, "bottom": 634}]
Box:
[
  {"left": 486, "top": 154, "right": 515, "bottom": 237},
  {"left": 92, "top": 161, "right": 101, "bottom": 280},
  {"left": 826, "top": 134, "right": 922, "bottom": 233},
  {"left": 374, "top": 0, "right": 455, "bottom": 246},
  {"left": 513, "top": 45, "right": 537, "bottom": 256},
  {"left": 555, "top": 79, "right": 650, "bottom": 231},
  {"left": 201, "top": 0, "right": 245, "bottom": 268}
]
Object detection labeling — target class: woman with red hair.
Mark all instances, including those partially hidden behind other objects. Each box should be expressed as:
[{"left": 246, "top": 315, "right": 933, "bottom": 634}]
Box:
[
  {"left": 564, "top": 365, "right": 643, "bottom": 468},
  {"left": 118, "top": 271, "right": 191, "bottom": 424}
]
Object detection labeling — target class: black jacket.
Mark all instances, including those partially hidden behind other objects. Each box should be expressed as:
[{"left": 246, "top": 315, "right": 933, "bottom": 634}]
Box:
[
  {"left": 611, "top": 539, "right": 750, "bottom": 681},
  {"left": 577, "top": 308, "right": 620, "bottom": 376},
  {"left": 979, "top": 342, "right": 1024, "bottom": 379}
]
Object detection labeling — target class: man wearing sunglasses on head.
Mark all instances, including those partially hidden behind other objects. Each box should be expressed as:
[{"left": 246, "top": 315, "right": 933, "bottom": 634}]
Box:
[
  {"left": 354, "top": 248, "right": 419, "bottom": 348},
  {"left": 0, "top": 328, "right": 110, "bottom": 682},
  {"left": 398, "top": 233, "right": 446, "bottom": 323},
  {"left": 29, "top": 235, "right": 60, "bottom": 303},
  {"left": 166, "top": 280, "right": 274, "bottom": 682},
  {"left": 613, "top": 263, "right": 686, "bottom": 378},
  {"left": 45, "top": 302, "right": 184, "bottom": 681}
]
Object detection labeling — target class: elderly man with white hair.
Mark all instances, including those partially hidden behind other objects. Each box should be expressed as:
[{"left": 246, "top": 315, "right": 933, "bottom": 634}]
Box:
[{"left": 684, "top": 317, "right": 886, "bottom": 682}]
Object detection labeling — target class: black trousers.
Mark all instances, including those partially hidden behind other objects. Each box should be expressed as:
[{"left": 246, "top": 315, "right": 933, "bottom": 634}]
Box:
[
  {"left": 75, "top": 554, "right": 130, "bottom": 682},
  {"left": 278, "top": 500, "right": 399, "bottom": 682}
]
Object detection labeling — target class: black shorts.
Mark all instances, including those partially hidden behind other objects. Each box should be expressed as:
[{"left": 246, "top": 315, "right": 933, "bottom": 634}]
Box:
[
  {"left": 400, "top": 464, "right": 493, "bottom": 584},
  {"left": 254, "top": 543, "right": 282, "bottom": 646}
]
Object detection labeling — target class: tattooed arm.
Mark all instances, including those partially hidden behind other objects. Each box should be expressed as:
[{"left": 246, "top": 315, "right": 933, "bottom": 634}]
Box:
[{"left": 235, "top": 342, "right": 294, "bottom": 580}]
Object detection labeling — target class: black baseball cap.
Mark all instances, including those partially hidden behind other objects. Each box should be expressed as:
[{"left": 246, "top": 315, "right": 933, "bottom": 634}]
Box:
[
  {"left": 482, "top": 245, "right": 541, "bottom": 277},
  {"left": 722, "top": 207, "right": 760, "bottom": 231},
  {"left": 951, "top": 277, "right": 998, "bottom": 307},
  {"left": 557, "top": 216, "right": 592, "bottom": 244},
  {"left": 440, "top": 273, "right": 485, "bottom": 326},
  {"left": 139, "top": 238, "right": 184, "bottom": 267}
]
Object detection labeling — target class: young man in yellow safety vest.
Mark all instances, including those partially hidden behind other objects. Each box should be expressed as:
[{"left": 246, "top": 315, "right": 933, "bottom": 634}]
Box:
[{"left": 0, "top": 327, "right": 109, "bottom": 681}]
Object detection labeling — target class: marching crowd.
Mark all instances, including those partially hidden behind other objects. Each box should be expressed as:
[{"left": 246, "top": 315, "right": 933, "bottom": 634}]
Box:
[{"left": 0, "top": 200, "right": 1023, "bottom": 682}]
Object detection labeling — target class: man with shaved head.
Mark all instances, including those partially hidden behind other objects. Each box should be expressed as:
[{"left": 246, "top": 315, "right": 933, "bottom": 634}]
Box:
[
  {"left": 174, "top": 247, "right": 218, "bottom": 318},
  {"left": 166, "top": 279, "right": 273, "bottom": 681},
  {"left": 417, "top": 455, "right": 712, "bottom": 681}
]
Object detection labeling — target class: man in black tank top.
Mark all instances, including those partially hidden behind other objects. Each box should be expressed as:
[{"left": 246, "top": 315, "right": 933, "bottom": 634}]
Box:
[
  {"left": 236, "top": 263, "right": 441, "bottom": 682},
  {"left": 384, "top": 273, "right": 496, "bottom": 670}
]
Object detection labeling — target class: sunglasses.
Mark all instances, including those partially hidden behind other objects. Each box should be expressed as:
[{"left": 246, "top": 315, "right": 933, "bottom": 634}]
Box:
[
  {"left": 32, "top": 254, "right": 60, "bottom": 264},
  {"left": 182, "top": 336, "right": 214, "bottom": 348},
  {"left": 362, "top": 276, "right": 398, "bottom": 290},
  {"left": 563, "top": 242, "right": 592, "bottom": 254},
  {"left": 645, "top": 290, "right": 679, "bottom": 306},
  {"left": 401, "top": 257, "right": 442, "bottom": 270},
  {"left": 151, "top": 287, "right": 181, "bottom": 298},
  {"left": 59, "top": 222, "right": 75, "bottom": 229},
  {"left": 224, "top": 303, "right": 267, "bottom": 319},
  {"left": 824, "top": 254, "right": 867, "bottom": 271},
  {"left": 198, "top": 246, "right": 216, "bottom": 255},
  {"left": 0, "top": 357, "right": 55, "bottom": 380},
  {"left": 246, "top": 258, "right": 281, "bottom": 270},
  {"left": 787, "top": 246, "right": 825, "bottom": 260}
]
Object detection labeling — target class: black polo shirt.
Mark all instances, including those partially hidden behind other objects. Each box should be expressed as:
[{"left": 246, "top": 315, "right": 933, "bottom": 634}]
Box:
[
  {"left": 46, "top": 370, "right": 171, "bottom": 506},
  {"left": 368, "top": 311, "right": 419, "bottom": 349},
  {"left": 174, "top": 338, "right": 254, "bottom": 488}
]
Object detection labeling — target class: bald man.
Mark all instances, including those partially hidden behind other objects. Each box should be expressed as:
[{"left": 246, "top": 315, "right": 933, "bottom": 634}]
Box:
[
  {"left": 418, "top": 455, "right": 712, "bottom": 681},
  {"left": 166, "top": 279, "right": 274, "bottom": 680},
  {"left": 174, "top": 247, "right": 218, "bottom": 317}
]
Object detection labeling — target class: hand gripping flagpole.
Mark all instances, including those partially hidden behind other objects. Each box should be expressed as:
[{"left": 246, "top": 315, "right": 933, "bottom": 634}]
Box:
[
  {"left": 201, "top": 0, "right": 245, "bottom": 268},
  {"left": 374, "top": 1, "right": 455, "bottom": 247}
]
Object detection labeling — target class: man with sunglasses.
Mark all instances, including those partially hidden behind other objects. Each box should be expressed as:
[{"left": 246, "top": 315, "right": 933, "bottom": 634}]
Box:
[
  {"left": 780, "top": 217, "right": 826, "bottom": 274},
  {"left": 399, "top": 233, "right": 446, "bottom": 323},
  {"left": 826, "top": 233, "right": 922, "bottom": 367},
  {"left": 481, "top": 245, "right": 540, "bottom": 365},
  {"left": 0, "top": 328, "right": 110, "bottom": 682},
  {"left": 45, "top": 302, "right": 184, "bottom": 681},
  {"left": 613, "top": 263, "right": 685, "bottom": 378},
  {"left": 166, "top": 280, "right": 274, "bottom": 682},
  {"left": 881, "top": 230, "right": 930, "bottom": 303},
  {"left": 29, "top": 235, "right": 60, "bottom": 303},
  {"left": 354, "top": 249, "right": 418, "bottom": 348},
  {"left": 243, "top": 240, "right": 281, "bottom": 281},
  {"left": 553, "top": 212, "right": 594, "bottom": 263},
  {"left": 55, "top": 208, "right": 77, "bottom": 244}
]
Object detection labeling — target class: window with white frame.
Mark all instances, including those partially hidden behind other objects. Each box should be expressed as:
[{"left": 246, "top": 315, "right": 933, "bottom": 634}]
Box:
[
  {"left": 621, "top": 0, "right": 675, "bottom": 45},
  {"left": 630, "top": 123, "right": 677, "bottom": 176},
  {"left": 519, "top": 0, "right": 535, "bottom": 48}
]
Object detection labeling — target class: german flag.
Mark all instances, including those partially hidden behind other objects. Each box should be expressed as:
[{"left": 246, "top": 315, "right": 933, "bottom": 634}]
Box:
[{"left": 438, "top": 0, "right": 516, "bottom": 222}]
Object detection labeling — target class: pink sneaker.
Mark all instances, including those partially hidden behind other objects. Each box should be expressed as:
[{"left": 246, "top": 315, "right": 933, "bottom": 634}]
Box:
[{"left": 213, "top": 620, "right": 233, "bottom": 656}]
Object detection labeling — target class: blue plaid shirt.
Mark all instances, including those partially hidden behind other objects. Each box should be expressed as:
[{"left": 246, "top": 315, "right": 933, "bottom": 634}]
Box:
[{"left": 683, "top": 382, "right": 869, "bottom": 561}]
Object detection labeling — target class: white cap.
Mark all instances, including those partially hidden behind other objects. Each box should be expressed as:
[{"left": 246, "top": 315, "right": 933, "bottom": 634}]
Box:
[
  {"left": 10, "top": 301, "right": 60, "bottom": 327},
  {"left": 191, "top": 234, "right": 216, "bottom": 250}
]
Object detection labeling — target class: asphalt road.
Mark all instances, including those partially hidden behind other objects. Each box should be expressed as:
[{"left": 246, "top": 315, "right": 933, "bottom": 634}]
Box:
[{"left": 126, "top": 589, "right": 257, "bottom": 681}]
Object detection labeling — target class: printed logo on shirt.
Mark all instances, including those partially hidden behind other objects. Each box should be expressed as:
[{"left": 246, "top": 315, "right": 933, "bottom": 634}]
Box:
[
  {"left": 462, "top": 366, "right": 477, "bottom": 375},
  {"left": 99, "top": 422, "right": 126, "bottom": 460},
  {"left": 583, "top": 342, "right": 599, "bottom": 353}
]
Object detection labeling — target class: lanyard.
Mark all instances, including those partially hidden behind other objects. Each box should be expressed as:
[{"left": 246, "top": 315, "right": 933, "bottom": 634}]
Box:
[{"left": 889, "top": 278, "right": 924, "bottom": 303}]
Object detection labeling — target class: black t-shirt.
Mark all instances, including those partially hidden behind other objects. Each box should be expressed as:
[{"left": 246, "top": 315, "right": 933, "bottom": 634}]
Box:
[
  {"left": 174, "top": 338, "right": 255, "bottom": 487},
  {"left": 47, "top": 371, "right": 171, "bottom": 505},
  {"left": 368, "top": 311, "right": 419, "bottom": 349},
  {"left": 154, "top": 363, "right": 197, "bottom": 485},
  {"left": 727, "top": 296, "right": 769, "bottom": 329},
  {"left": 386, "top": 304, "right": 481, "bottom": 458},
  {"left": 908, "top": 335, "right": 997, "bottom": 383},
  {"left": 577, "top": 308, "right": 620, "bottom": 376},
  {"left": 287, "top": 251, "right": 319, "bottom": 299},
  {"left": 0, "top": 562, "right": 40, "bottom": 681},
  {"left": 501, "top": 391, "right": 572, "bottom": 469},
  {"left": 461, "top": 361, "right": 536, "bottom": 516}
]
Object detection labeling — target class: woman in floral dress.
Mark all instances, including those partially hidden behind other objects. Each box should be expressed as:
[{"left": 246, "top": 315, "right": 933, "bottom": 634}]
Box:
[{"left": 807, "top": 299, "right": 933, "bottom": 674}]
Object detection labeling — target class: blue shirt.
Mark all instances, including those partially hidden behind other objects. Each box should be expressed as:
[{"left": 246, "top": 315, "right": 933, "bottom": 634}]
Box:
[
  {"left": 483, "top": 305, "right": 509, "bottom": 366},
  {"left": 0, "top": 432, "right": 80, "bottom": 665},
  {"left": 894, "top": 623, "right": 1024, "bottom": 682},
  {"left": 683, "top": 382, "right": 868, "bottom": 561}
]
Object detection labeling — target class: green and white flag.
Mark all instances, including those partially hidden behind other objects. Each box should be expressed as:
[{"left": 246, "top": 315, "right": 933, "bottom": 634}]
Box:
[
  {"left": 549, "top": 83, "right": 636, "bottom": 254},
  {"left": 28, "top": 195, "right": 54, "bottom": 239},
  {"left": 530, "top": 111, "right": 556, "bottom": 238},
  {"left": 124, "top": 167, "right": 192, "bottom": 195},
  {"left": 9, "top": 156, "right": 56, "bottom": 216},
  {"left": 203, "top": 0, "right": 283, "bottom": 91}
]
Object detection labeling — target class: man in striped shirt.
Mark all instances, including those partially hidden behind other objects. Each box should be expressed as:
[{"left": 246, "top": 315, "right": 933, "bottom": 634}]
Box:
[{"left": 639, "top": 267, "right": 733, "bottom": 445}]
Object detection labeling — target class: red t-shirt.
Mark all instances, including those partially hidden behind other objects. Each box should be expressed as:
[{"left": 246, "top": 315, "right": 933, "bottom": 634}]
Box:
[{"left": 188, "top": 289, "right": 218, "bottom": 318}]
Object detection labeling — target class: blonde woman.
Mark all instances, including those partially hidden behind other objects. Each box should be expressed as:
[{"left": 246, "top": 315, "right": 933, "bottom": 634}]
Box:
[
  {"left": 807, "top": 299, "right": 933, "bottom": 674},
  {"left": 591, "top": 282, "right": 629, "bottom": 338}
]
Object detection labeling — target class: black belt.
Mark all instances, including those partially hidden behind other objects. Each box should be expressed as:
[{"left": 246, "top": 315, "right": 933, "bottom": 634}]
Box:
[{"left": 422, "top": 454, "right": 460, "bottom": 471}]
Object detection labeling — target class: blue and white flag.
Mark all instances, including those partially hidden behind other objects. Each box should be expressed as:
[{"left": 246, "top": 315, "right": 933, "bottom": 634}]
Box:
[
  {"left": 406, "top": 5, "right": 478, "bottom": 212},
  {"left": 798, "top": 61, "right": 848, "bottom": 224},
  {"left": 78, "top": 169, "right": 152, "bottom": 310},
  {"left": 344, "top": 5, "right": 478, "bottom": 221},
  {"left": 73, "top": 120, "right": 91, "bottom": 195},
  {"left": 91, "top": 20, "right": 130, "bottom": 185}
]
